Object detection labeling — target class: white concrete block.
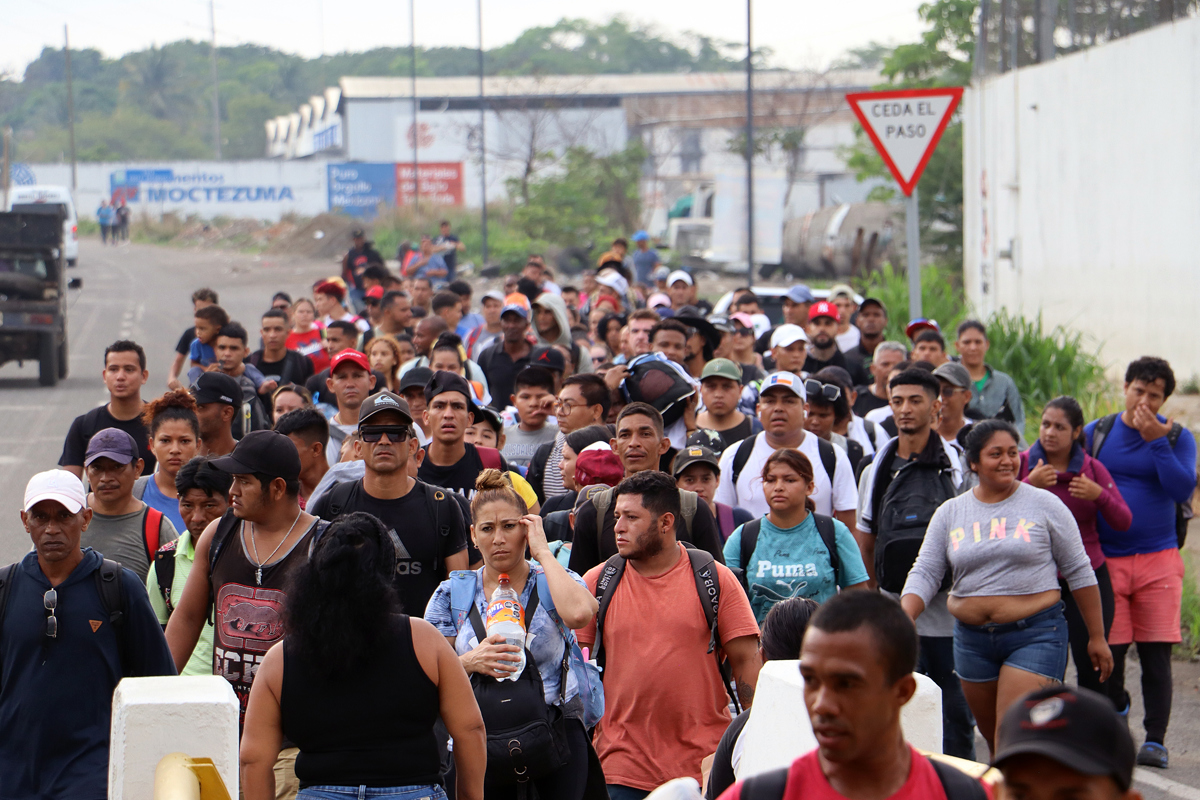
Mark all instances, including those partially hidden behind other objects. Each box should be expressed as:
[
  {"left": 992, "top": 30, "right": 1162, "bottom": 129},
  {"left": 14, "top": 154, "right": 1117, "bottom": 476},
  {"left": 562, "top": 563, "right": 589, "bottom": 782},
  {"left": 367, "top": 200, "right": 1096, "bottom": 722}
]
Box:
[
  {"left": 108, "top": 676, "right": 240, "bottom": 800},
  {"left": 736, "top": 660, "right": 944, "bottom": 780}
]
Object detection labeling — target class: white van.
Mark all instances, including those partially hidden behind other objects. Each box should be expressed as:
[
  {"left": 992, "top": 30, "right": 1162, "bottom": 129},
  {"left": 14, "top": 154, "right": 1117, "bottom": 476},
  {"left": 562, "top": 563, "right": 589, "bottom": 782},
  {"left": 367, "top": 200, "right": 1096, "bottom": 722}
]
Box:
[{"left": 6, "top": 185, "right": 80, "bottom": 267}]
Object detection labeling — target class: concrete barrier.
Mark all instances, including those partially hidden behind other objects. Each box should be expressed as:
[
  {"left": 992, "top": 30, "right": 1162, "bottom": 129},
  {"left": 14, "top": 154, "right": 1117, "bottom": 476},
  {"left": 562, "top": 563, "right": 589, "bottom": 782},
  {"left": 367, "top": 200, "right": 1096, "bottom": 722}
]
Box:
[
  {"left": 108, "top": 676, "right": 240, "bottom": 800},
  {"left": 735, "top": 660, "right": 944, "bottom": 780}
]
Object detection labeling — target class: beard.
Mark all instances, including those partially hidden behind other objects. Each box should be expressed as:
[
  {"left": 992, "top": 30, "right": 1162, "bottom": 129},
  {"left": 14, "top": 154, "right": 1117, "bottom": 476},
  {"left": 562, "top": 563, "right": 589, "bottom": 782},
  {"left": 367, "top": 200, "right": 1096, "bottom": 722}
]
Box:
[{"left": 625, "top": 524, "right": 666, "bottom": 561}]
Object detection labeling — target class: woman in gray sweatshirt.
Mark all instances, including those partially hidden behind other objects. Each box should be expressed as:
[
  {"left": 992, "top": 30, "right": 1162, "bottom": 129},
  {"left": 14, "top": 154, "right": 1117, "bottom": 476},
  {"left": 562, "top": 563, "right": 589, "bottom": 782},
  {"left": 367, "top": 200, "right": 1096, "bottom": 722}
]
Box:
[{"left": 901, "top": 419, "right": 1113, "bottom": 754}]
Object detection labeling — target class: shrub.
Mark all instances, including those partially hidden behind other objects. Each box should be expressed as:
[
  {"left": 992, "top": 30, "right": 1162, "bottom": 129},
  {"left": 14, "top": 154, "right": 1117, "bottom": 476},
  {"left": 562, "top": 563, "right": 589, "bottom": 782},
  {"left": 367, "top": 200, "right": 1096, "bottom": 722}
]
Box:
[{"left": 854, "top": 261, "right": 967, "bottom": 344}]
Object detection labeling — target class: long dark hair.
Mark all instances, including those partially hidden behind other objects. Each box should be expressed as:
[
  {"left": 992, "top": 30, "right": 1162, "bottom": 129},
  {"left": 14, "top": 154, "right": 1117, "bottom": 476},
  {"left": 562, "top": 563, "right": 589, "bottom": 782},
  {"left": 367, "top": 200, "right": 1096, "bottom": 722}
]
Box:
[
  {"left": 1043, "top": 396, "right": 1086, "bottom": 449},
  {"left": 285, "top": 513, "right": 400, "bottom": 677},
  {"left": 761, "top": 449, "right": 817, "bottom": 513}
]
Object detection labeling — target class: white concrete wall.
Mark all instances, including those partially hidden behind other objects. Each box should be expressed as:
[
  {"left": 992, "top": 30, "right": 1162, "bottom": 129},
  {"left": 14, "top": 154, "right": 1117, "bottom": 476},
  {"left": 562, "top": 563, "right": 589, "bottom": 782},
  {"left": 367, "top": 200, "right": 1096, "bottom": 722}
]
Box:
[{"left": 963, "top": 16, "right": 1200, "bottom": 375}]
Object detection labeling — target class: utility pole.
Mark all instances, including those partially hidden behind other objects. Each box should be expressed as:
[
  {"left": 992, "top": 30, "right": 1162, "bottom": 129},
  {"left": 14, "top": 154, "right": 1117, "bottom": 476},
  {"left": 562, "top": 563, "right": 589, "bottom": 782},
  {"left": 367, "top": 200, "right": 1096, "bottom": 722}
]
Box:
[
  {"left": 745, "top": 0, "right": 754, "bottom": 273},
  {"left": 63, "top": 26, "right": 78, "bottom": 191},
  {"left": 209, "top": 0, "right": 221, "bottom": 159},
  {"left": 477, "top": 0, "right": 488, "bottom": 263},
  {"left": 410, "top": 0, "right": 419, "bottom": 214}
]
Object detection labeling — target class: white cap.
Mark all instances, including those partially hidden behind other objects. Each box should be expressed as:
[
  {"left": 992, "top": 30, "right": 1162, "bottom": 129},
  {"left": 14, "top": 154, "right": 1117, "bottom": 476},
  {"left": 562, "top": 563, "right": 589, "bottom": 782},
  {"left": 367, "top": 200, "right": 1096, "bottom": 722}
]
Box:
[
  {"left": 581, "top": 441, "right": 613, "bottom": 452},
  {"left": 770, "top": 324, "right": 809, "bottom": 348},
  {"left": 595, "top": 270, "right": 629, "bottom": 297},
  {"left": 667, "top": 269, "right": 694, "bottom": 287},
  {"left": 760, "top": 371, "right": 807, "bottom": 400},
  {"left": 647, "top": 292, "right": 672, "bottom": 309},
  {"left": 24, "top": 469, "right": 86, "bottom": 514}
]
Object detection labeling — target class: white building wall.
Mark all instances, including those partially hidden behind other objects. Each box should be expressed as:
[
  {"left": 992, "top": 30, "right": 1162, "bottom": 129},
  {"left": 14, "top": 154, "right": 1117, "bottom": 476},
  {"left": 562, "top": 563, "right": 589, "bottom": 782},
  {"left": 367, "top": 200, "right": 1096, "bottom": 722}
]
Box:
[{"left": 964, "top": 16, "right": 1200, "bottom": 375}]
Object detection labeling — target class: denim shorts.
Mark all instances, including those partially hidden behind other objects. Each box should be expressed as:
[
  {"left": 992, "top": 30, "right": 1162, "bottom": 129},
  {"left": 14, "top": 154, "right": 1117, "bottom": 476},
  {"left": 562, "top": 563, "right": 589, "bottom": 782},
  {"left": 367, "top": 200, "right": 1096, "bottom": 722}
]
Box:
[
  {"left": 953, "top": 602, "right": 1068, "bottom": 683},
  {"left": 297, "top": 786, "right": 446, "bottom": 800}
]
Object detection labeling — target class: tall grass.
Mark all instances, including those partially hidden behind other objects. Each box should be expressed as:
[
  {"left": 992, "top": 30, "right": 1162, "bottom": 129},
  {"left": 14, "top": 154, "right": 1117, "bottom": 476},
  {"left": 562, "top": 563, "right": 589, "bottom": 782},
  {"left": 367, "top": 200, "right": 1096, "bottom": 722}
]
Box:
[
  {"left": 854, "top": 261, "right": 968, "bottom": 344},
  {"left": 1177, "top": 551, "right": 1200, "bottom": 660}
]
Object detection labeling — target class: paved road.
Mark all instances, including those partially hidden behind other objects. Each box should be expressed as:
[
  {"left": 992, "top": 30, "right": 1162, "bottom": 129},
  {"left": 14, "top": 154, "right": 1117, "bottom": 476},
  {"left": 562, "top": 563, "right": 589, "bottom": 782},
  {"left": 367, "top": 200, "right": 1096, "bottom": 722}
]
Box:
[{"left": 3, "top": 238, "right": 1200, "bottom": 797}]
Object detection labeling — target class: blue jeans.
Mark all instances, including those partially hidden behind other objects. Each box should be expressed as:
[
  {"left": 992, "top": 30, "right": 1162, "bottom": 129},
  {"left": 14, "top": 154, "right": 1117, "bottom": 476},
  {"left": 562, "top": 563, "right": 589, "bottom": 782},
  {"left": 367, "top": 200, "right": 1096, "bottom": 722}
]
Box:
[
  {"left": 954, "top": 602, "right": 1069, "bottom": 683},
  {"left": 917, "top": 635, "right": 977, "bottom": 761},
  {"left": 607, "top": 786, "right": 651, "bottom": 800},
  {"left": 298, "top": 786, "right": 445, "bottom": 800}
]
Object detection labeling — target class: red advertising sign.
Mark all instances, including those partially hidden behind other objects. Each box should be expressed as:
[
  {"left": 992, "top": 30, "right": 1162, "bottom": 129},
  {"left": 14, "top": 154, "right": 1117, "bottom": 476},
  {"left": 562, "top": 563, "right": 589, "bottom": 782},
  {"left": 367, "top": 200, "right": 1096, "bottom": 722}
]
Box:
[{"left": 396, "top": 162, "right": 464, "bottom": 207}]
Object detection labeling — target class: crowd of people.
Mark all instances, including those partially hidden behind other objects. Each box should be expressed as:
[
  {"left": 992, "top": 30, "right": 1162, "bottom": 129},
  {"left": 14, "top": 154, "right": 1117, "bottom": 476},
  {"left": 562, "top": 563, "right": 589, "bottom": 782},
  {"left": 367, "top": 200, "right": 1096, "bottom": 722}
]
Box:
[{"left": 0, "top": 227, "right": 1189, "bottom": 800}]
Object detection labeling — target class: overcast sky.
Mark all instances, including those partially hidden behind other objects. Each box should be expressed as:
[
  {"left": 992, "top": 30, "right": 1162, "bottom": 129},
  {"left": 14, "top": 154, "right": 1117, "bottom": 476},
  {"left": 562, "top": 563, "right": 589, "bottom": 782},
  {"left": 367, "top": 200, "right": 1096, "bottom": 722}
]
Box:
[{"left": 5, "top": 0, "right": 924, "bottom": 77}]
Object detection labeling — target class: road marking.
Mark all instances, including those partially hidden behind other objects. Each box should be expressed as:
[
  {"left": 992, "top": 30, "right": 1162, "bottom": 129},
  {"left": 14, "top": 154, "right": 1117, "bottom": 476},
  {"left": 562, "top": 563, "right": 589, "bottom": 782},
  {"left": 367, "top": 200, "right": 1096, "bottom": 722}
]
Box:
[{"left": 1135, "top": 768, "right": 1200, "bottom": 799}]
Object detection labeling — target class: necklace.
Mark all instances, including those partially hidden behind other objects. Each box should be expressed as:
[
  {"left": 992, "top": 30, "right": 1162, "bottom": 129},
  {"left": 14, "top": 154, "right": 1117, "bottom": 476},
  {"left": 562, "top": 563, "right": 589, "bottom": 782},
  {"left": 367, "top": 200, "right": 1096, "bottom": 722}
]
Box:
[{"left": 249, "top": 509, "right": 304, "bottom": 585}]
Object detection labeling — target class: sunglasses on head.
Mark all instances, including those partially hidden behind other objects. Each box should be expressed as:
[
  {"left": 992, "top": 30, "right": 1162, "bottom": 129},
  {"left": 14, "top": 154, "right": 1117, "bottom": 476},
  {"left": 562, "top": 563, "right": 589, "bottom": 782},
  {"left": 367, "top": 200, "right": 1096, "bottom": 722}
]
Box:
[
  {"left": 359, "top": 425, "right": 409, "bottom": 443},
  {"left": 804, "top": 379, "right": 842, "bottom": 402}
]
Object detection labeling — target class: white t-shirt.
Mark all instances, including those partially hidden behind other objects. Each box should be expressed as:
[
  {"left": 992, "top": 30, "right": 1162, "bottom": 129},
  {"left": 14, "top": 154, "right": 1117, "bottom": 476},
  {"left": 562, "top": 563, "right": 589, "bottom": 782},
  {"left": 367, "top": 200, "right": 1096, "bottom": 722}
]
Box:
[
  {"left": 865, "top": 405, "right": 893, "bottom": 425},
  {"left": 836, "top": 326, "right": 861, "bottom": 352},
  {"left": 715, "top": 432, "right": 858, "bottom": 518}
]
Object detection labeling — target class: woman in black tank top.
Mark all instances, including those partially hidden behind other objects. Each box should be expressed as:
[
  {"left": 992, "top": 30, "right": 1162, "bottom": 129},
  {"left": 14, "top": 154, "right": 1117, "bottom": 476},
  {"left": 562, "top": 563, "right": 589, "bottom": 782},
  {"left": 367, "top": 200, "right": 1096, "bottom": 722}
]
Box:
[{"left": 240, "top": 512, "right": 486, "bottom": 800}]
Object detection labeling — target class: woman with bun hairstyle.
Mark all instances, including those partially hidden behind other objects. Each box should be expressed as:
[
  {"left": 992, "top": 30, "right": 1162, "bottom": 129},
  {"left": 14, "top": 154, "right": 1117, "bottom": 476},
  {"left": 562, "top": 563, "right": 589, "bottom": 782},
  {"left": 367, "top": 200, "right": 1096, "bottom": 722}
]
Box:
[
  {"left": 135, "top": 389, "right": 200, "bottom": 533},
  {"left": 425, "top": 470, "right": 604, "bottom": 800}
]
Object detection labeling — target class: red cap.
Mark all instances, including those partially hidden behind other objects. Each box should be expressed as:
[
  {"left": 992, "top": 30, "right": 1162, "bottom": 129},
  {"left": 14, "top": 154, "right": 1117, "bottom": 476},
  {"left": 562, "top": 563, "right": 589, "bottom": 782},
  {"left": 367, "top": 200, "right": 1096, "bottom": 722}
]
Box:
[
  {"left": 808, "top": 300, "right": 840, "bottom": 323},
  {"left": 330, "top": 349, "right": 371, "bottom": 374},
  {"left": 365, "top": 285, "right": 385, "bottom": 300}
]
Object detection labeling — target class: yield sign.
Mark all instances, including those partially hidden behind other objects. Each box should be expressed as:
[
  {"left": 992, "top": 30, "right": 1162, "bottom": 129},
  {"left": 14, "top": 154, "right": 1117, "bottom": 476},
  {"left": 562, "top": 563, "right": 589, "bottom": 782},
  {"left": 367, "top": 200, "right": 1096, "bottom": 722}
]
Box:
[{"left": 845, "top": 87, "right": 964, "bottom": 196}]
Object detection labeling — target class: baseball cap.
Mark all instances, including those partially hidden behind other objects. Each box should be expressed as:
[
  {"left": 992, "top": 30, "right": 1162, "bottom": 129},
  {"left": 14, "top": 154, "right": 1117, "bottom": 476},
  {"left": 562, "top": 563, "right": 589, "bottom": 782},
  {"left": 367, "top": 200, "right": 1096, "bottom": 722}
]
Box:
[
  {"left": 209, "top": 430, "right": 302, "bottom": 481},
  {"left": 652, "top": 265, "right": 671, "bottom": 281},
  {"left": 481, "top": 290, "right": 505, "bottom": 304},
  {"left": 672, "top": 445, "right": 720, "bottom": 478},
  {"left": 993, "top": 685, "right": 1136, "bottom": 791},
  {"left": 424, "top": 370, "right": 480, "bottom": 415},
  {"left": 24, "top": 469, "right": 86, "bottom": 514},
  {"left": 501, "top": 292, "right": 531, "bottom": 320},
  {"left": 330, "top": 349, "right": 371, "bottom": 374},
  {"left": 365, "top": 286, "right": 384, "bottom": 301},
  {"left": 828, "top": 283, "right": 855, "bottom": 301},
  {"left": 770, "top": 324, "right": 809, "bottom": 349},
  {"left": 666, "top": 270, "right": 693, "bottom": 287},
  {"left": 84, "top": 428, "right": 140, "bottom": 467},
  {"left": 933, "top": 362, "right": 972, "bottom": 389},
  {"left": 351, "top": 228, "right": 365, "bottom": 238},
  {"left": 905, "top": 317, "right": 940, "bottom": 339},
  {"left": 687, "top": 428, "right": 725, "bottom": 452},
  {"left": 786, "top": 285, "right": 815, "bottom": 304},
  {"left": 647, "top": 292, "right": 672, "bottom": 310},
  {"left": 575, "top": 449, "right": 624, "bottom": 488},
  {"left": 759, "top": 371, "right": 807, "bottom": 400},
  {"left": 729, "top": 312, "right": 756, "bottom": 330},
  {"left": 357, "top": 390, "right": 413, "bottom": 427},
  {"left": 191, "top": 372, "right": 241, "bottom": 407},
  {"left": 700, "top": 358, "right": 742, "bottom": 383},
  {"left": 808, "top": 301, "right": 840, "bottom": 323},
  {"left": 631, "top": 230, "right": 650, "bottom": 242},
  {"left": 595, "top": 270, "right": 629, "bottom": 297},
  {"left": 530, "top": 345, "right": 566, "bottom": 373},
  {"left": 314, "top": 280, "right": 346, "bottom": 300},
  {"left": 399, "top": 366, "right": 435, "bottom": 394},
  {"left": 859, "top": 297, "right": 886, "bottom": 313}
]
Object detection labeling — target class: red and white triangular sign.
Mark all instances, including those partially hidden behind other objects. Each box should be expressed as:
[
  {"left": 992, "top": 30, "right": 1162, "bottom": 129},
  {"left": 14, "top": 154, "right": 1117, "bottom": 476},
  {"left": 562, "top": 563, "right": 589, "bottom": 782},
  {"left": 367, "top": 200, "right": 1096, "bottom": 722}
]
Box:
[{"left": 845, "top": 87, "right": 964, "bottom": 196}]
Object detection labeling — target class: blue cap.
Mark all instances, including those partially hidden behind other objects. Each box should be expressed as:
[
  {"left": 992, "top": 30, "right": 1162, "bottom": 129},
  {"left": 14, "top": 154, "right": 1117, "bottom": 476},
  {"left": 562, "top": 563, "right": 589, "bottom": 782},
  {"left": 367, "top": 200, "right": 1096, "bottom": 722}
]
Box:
[
  {"left": 786, "top": 285, "right": 815, "bottom": 304},
  {"left": 631, "top": 230, "right": 650, "bottom": 242}
]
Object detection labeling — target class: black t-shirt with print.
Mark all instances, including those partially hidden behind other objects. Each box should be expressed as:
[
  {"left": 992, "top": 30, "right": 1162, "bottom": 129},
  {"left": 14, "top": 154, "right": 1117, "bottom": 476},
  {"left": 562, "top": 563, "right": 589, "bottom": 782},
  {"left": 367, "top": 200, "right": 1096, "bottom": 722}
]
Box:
[{"left": 309, "top": 480, "right": 467, "bottom": 616}]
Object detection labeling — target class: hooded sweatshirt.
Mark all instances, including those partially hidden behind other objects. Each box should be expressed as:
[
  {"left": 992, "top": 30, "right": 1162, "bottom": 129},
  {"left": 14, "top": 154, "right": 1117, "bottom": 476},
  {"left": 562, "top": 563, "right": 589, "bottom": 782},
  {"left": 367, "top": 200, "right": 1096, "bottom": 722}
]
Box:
[{"left": 533, "top": 292, "right": 594, "bottom": 373}]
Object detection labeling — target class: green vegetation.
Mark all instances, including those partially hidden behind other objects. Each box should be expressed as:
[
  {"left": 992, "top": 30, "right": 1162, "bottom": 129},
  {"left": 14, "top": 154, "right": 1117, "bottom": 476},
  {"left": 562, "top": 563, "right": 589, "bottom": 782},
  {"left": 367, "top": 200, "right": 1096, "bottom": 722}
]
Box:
[
  {"left": 0, "top": 18, "right": 749, "bottom": 163},
  {"left": 1178, "top": 551, "right": 1200, "bottom": 660}
]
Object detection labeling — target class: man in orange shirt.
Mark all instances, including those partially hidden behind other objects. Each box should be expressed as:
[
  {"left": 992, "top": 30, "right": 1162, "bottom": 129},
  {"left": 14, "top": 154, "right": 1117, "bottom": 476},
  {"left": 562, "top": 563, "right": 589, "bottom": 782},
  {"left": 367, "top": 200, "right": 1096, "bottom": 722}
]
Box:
[{"left": 578, "top": 470, "right": 761, "bottom": 799}]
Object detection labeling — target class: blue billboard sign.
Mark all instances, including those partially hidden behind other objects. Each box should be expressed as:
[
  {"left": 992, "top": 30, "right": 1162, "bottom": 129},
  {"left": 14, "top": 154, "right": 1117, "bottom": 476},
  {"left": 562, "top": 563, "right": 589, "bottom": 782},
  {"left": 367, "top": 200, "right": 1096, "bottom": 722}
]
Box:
[{"left": 327, "top": 163, "right": 396, "bottom": 219}]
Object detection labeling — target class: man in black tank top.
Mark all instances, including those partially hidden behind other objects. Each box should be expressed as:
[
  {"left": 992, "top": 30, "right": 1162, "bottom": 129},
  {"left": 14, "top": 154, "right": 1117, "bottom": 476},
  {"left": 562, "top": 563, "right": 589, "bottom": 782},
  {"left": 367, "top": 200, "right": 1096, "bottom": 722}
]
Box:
[{"left": 164, "top": 431, "right": 320, "bottom": 798}]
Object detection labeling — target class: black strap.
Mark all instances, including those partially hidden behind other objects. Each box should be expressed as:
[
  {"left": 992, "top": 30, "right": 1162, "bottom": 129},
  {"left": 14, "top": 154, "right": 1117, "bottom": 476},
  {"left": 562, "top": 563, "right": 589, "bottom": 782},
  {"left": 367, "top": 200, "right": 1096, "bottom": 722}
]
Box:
[
  {"left": 685, "top": 548, "right": 742, "bottom": 713},
  {"left": 154, "top": 541, "right": 178, "bottom": 618},
  {"left": 592, "top": 554, "right": 628, "bottom": 674},
  {"left": 207, "top": 511, "right": 243, "bottom": 625},
  {"left": 730, "top": 433, "right": 758, "bottom": 486},
  {"left": 738, "top": 766, "right": 789, "bottom": 800},
  {"left": 0, "top": 563, "right": 17, "bottom": 644},
  {"left": 1090, "top": 413, "right": 1119, "bottom": 457},
  {"left": 423, "top": 482, "right": 455, "bottom": 578},
  {"left": 930, "top": 758, "right": 988, "bottom": 800},
  {"left": 816, "top": 436, "right": 837, "bottom": 482},
  {"left": 95, "top": 559, "right": 128, "bottom": 675},
  {"left": 739, "top": 518, "right": 762, "bottom": 576},
  {"left": 813, "top": 514, "right": 841, "bottom": 584}
]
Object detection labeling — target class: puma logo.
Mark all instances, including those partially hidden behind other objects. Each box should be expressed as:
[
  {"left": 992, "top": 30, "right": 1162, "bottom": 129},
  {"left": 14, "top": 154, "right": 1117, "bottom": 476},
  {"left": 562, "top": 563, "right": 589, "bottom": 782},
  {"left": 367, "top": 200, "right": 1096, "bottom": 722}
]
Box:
[{"left": 89, "top": 620, "right": 103, "bottom": 632}]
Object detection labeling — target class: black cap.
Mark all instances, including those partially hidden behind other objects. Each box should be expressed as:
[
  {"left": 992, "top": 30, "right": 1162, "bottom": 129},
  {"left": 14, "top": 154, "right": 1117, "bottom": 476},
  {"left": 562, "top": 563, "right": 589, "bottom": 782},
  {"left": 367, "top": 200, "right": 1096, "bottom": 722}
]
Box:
[
  {"left": 351, "top": 228, "right": 365, "bottom": 238},
  {"left": 424, "top": 370, "right": 480, "bottom": 417},
  {"left": 209, "top": 430, "right": 302, "bottom": 481},
  {"left": 357, "top": 390, "right": 413, "bottom": 427},
  {"left": 529, "top": 345, "right": 566, "bottom": 373},
  {"left": 399, "top": 366, "right": 435, "bottom": 394},
  {"left": 687, "top": 428, "right": 726, "bottom": 453},
  {"left": 672, "top": 444, "right": 720, "bottom": 477},
  {"left": 993, "top": 685, "right": 1135, "bottom": 791},
  {"left": 190, "top": 372, "right": 241, "bottom": 407}
]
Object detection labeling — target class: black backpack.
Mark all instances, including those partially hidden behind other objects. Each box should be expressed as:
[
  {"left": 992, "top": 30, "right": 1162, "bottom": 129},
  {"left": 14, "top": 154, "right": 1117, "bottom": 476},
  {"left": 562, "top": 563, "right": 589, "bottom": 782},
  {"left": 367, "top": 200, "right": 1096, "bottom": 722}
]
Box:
[
  {"left": 731, "top": 433, "right": 837, "bottom": 489},
  {"left": 460, "top": 582, "right": 572, "bottom": 788},
  {"left": 872, "top": 439, "right": 958, "bottom": 593},
  {"left": 737, "top": 514, "right": 840, "bottom": 594},
  {"left": 1091, "top": 413, "right": 1195, "bottom": 547},
  {"left": 738, "top": 757, "right": 987, "bottom": 800},
  {"left": 594, "top": 547, "right": 743, "bottom": 714},
  {"left": 0, "top": 558, "right": 128, "bottom": 672},
  {"left": 153, "top": 539, "right": 178, "bottom": 619}
]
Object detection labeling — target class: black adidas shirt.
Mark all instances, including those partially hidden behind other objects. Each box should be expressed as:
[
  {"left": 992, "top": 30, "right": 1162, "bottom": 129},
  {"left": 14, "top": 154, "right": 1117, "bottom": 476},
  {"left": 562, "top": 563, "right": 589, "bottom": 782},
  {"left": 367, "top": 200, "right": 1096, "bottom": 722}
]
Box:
[{"left": 309, "top": 480, "right": 467, "bottom": 616}]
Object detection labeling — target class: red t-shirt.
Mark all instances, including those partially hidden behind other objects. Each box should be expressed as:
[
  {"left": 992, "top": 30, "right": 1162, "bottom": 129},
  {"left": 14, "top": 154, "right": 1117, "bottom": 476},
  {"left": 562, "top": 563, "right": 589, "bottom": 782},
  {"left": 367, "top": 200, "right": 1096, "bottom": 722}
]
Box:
[
  {"left": 286, "top": 327, "right": 329, "bottom": 373},
  {"left": 719, "top": 746, "right": 989, "bottom": 800}
]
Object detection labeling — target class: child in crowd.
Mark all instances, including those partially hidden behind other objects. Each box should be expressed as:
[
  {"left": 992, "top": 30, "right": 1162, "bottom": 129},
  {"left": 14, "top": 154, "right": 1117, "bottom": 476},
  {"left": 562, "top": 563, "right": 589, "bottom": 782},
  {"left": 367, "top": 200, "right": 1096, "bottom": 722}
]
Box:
[{"left": 189, "top": 305, "right": 229, "bottom": 374}]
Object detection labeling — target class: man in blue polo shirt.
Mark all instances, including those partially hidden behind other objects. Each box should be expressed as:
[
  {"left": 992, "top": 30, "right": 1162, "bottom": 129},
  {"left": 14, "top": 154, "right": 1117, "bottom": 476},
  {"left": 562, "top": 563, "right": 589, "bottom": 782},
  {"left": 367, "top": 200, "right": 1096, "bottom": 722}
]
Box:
[{"left": 0, "top": 469, "right": 175, "bottom": 800}]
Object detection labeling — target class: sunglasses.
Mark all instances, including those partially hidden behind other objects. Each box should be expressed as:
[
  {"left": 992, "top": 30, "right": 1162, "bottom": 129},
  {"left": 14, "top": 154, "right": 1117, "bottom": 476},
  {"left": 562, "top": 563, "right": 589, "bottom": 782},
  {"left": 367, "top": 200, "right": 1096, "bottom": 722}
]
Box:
[
  {"left": 733, "top": 327, "right": 755, "bottom": 336},
  {"left": 804, "top": 379, "right": 842, "bottom": 402},
  {"left": 44, "top": 588, "right": 58, "bottom": 639},
  {"left": 940, "top": 385, "right": 965, "bottom": 398},
  {"left": 359, "top": 425, "right": 409, "bottom": 443}
]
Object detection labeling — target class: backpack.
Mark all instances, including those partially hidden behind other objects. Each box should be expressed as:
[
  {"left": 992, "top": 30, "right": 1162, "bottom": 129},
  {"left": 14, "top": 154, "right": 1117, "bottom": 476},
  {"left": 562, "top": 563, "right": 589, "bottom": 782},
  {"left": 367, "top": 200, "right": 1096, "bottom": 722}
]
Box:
[
  {"left": 141, "top": 506, "right": 164, "bottom": 565},
  {"left": 731, "top": 433, "right": 837, "bottom": 490},
  {"left": 449, "top": 576, "right": 573, "bottom": 787},
  {"left": 477, "top": 446, "right": 503, "bottom": 472},
  {"left": 872, "top": 439, "right": 958, "bottom": 593},
  {"left": 737, "top": 514, "right": 840, "bottom": 593},
  {"left": 153, "top": 539, "right": 178, "bottom": 618},
  {"left": 0, "top": 558, "right": 129, "bottom": 672},
  {"left": 593, "top": 547, "right": 743, "bottom": 714},
  {"left": 230, "top": 374, "right": 269, "bottom": 439},
  {"left": 1091, "top": 413, "right": 1195, "bottom": 547},
  {"left": 449, "top": 568, "right": 604, "bottom": 730},
  {"left": 738, "top": 757, "right": 987, "bottom": 800},
  {"left": 589, "top": 485, "right": 698, "bottom": 540}
]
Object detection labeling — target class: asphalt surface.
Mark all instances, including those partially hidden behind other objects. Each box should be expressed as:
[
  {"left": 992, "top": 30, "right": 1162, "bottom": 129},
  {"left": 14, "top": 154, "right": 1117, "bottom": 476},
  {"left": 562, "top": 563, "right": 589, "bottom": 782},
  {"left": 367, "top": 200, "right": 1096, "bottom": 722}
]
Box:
[{"left": 3, "top": 237, "right": 1200, "bottom": 797}]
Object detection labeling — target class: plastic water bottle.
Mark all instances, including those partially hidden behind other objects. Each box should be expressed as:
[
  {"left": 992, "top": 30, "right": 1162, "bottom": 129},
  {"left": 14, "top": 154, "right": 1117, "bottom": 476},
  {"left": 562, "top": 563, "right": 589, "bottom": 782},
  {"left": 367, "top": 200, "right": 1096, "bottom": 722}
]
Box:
[{"left": 485, "top": 573, "right": 527, "bottom": 681}]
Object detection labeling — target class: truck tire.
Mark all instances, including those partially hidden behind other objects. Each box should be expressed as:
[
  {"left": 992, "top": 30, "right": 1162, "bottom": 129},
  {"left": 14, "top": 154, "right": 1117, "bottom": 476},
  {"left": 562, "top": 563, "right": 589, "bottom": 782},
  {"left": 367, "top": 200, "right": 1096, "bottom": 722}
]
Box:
[
  {"left": 58, "top": 338, "right": 68, "bottom": 379},
  {"left": 39, "top": 333, "right": 59, "bottom": 387}
]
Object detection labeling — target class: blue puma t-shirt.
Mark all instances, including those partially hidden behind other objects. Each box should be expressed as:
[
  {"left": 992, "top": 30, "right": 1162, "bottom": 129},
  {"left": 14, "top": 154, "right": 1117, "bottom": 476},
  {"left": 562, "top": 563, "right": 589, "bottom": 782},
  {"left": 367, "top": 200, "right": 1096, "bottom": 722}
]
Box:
[{"left": 724, "top": 514, "right": 868, "bottom": 622}]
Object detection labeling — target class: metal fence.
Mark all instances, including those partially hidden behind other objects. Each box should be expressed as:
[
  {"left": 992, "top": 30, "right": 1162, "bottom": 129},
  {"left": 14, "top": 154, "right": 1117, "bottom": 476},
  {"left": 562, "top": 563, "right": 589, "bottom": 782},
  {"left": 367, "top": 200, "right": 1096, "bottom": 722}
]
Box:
[{"left": 974, "top": 0, "right": 1197, "bottom": 75}]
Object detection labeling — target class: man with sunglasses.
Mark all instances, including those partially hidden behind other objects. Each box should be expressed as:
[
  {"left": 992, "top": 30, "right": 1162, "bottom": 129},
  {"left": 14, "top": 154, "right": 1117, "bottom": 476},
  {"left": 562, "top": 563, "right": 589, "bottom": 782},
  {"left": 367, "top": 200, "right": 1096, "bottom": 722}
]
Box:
[
  {"left": 310, "top": 391, "right": 469, "bottom": 615},
  {"left": 0, "top": 470, "right": 174, "bottom": 800}
]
